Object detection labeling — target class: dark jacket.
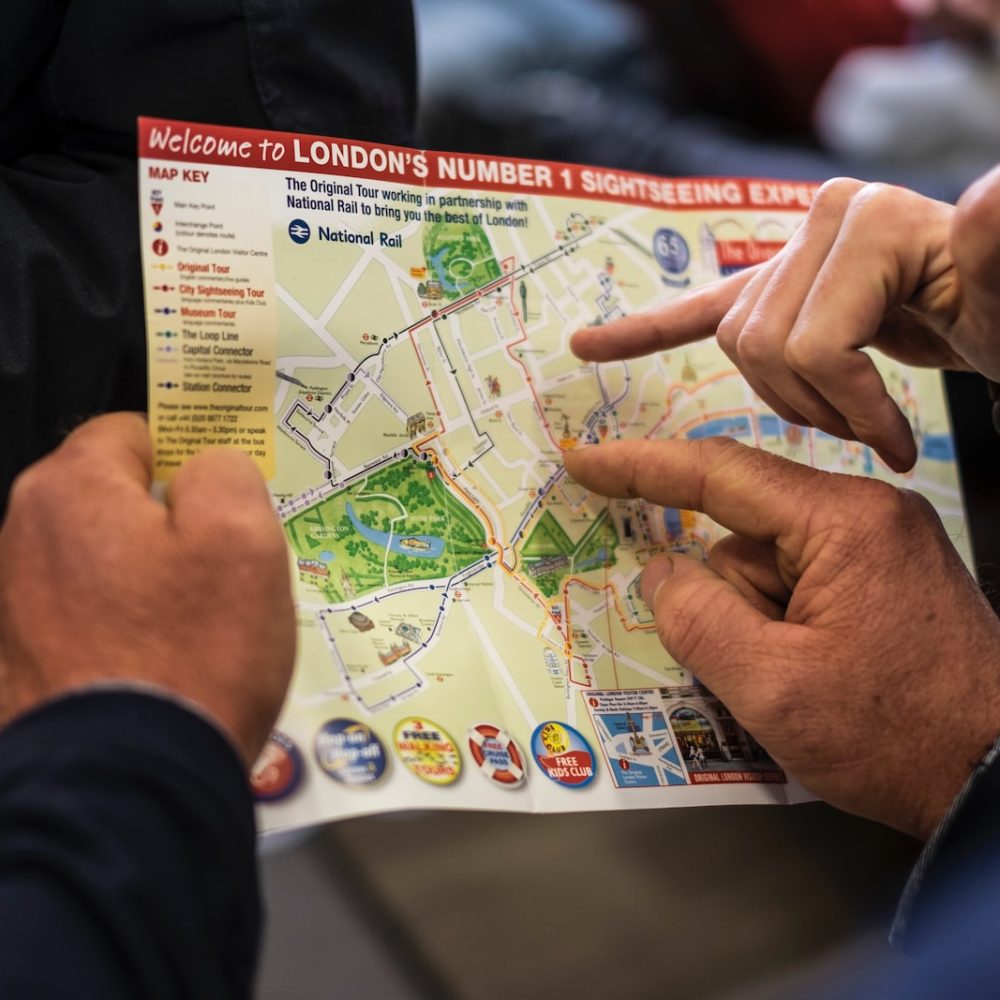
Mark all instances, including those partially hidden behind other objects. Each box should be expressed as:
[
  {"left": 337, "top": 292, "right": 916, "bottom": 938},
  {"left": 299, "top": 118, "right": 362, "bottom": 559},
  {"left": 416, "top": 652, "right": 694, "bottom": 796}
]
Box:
[{"left": 0, "top": 0, "right": 416, "bottom": 513}]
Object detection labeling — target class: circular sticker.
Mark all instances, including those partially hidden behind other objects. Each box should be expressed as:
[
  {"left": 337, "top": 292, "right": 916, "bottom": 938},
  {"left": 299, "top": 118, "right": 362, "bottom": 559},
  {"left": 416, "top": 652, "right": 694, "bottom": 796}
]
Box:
[
  {"left": 314, "top": 718, "right": 387, "bottom": 786},
  {"left": 250, "top": 730, "right": 304, "bottom": 803},
  {"left": 467, "top": 723, "right": 526, "bottom": 788},
  {"left": 531, "top": 721, "right": 597, "bottom": 788},
  {"left": 393, "top": 717, "right": 462, "bottom": 786},
  {"left": 652, "top": 227, "right": 690, "bottom": 275}
]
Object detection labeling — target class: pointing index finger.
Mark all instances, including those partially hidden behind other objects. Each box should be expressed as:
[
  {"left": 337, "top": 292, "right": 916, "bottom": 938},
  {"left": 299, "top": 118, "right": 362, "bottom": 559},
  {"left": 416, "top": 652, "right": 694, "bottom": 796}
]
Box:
[
  {"left": 563, "top": 438, "right": 825, "bottom": 543},
  {"left": 570, "top": 266, "right": 760, "bottom": 362}
]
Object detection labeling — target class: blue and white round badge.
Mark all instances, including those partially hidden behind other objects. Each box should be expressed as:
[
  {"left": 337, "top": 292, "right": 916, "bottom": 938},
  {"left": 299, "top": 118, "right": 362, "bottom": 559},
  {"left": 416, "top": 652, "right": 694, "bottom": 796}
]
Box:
[
  {"left": 314, "top": 718, "right": 387, "bottom": 786},
  {"left": 652, "top": 227, "right": 690, "bottom": 276}
]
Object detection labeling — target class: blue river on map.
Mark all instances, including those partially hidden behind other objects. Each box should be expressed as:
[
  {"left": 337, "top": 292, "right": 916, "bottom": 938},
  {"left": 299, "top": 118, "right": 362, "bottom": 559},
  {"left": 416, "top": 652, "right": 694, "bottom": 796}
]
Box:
[
  {"left": 686, "top": 414, "right": 954, "bottom": 461},
  {"left": 345, "top": 502, "right": 446, "bottom": 558}
]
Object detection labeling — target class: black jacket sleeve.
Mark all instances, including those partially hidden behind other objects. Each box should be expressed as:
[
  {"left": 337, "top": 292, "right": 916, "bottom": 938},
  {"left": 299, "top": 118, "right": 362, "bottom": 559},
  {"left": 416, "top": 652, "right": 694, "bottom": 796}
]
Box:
[
  {"left": 0, "top": 0, "right": 417, "bottom": 512},
  {"left": 891, "top": 733, "right": 1000, "bottom": 952},
  {"left": 0, "top": 691, "right": 259, "bottom": 999}
]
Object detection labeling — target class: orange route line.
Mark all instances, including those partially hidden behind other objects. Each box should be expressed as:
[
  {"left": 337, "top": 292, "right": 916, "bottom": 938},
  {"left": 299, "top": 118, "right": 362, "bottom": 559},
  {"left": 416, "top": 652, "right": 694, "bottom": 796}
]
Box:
[
  {"left": 646, "top": 370, "right": 741, "bottom": 439},
  {"left": 500, "top": 261, "right": 564, "bottom": 452},
  {"left": 415, "top": 443, "right": 568, "bottom": 643}
]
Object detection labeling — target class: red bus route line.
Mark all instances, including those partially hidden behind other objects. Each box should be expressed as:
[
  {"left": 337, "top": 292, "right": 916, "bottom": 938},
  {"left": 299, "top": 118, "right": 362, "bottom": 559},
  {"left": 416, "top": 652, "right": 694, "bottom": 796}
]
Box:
[
  {"left": 562, "top": 576, "right": 657, "bottom": 689},
  {"left": 603, "top": 551, "right": 620, "bottom": 688},
  {"left": 406, "top": 325, "right": 448, "bottom": 436},
  {"left": 501, "top": 261, "right": 565, "bottom": 452}
]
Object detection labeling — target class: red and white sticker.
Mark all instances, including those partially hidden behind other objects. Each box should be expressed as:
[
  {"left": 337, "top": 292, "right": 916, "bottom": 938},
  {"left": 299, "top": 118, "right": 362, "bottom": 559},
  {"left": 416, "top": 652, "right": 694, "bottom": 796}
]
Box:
[{"left": 467, "top": 723, "right": 526, "bottom": 788}]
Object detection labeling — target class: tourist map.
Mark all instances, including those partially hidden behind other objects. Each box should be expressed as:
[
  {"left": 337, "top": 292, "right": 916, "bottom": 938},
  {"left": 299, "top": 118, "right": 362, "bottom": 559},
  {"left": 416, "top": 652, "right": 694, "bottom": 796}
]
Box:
[{"left": 139, "top": 119, "right": 969, "bottom": 832}]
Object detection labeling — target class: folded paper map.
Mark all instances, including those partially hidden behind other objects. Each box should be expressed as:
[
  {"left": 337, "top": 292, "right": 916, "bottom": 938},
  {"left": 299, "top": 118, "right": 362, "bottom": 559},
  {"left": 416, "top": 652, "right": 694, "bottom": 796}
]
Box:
[{"left": 139, "top": 118, "right": 968, "bottom": 832}]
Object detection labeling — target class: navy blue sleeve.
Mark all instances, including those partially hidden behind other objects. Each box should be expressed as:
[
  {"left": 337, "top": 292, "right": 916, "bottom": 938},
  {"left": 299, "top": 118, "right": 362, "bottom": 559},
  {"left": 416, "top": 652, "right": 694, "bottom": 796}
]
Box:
[
  {"left": 891, "top": 734, "right": 1000, "bottom": 955},
  {"left": 0, "top": 691, "right": 259, "bottom": 999}
]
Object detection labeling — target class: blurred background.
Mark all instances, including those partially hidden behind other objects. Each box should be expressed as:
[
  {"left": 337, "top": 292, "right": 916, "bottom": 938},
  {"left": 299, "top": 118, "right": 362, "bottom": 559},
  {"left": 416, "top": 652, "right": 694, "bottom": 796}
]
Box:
[{"left": 257, "top": 2, "right": 1000, "bottom": 995}]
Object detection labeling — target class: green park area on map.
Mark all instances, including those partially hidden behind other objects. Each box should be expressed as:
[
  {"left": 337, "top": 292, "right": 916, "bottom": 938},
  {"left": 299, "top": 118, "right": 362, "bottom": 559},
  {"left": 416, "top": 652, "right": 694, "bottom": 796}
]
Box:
[
  {"left": 284, "top": 455, "right": 489, "bottom": 603},
  {"left": 519, "top": 509, "right": 619, "bottom": 598},
  {"left": 421, "top": 221, "right": 502, "bottom": 301}
]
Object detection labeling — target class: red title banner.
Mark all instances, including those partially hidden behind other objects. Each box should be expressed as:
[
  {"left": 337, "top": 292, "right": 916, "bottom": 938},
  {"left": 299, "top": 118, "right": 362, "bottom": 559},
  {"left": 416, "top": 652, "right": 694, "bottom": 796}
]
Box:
[{"left": 139, "top": 118, "right": 820, "bottom": 212}]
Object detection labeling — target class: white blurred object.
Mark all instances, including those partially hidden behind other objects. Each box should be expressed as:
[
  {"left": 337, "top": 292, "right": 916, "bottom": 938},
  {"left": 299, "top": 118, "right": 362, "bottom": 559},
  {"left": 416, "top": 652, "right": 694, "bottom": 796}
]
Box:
[
  {"left": 815, "top": 41, "right": 1000, "bottom": 169},
  {"left": 896, "top": 0, "right": 1000, "bottom": 26},
  {"left": 414, "top": 0, "right": 642, "bottom": 105}
]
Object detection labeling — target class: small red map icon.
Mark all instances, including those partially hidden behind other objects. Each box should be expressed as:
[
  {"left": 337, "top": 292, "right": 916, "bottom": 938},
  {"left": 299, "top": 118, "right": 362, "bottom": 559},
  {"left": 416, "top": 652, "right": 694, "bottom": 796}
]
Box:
[{"left": 152, "top": 239, "right": 169, "bottom": 257}]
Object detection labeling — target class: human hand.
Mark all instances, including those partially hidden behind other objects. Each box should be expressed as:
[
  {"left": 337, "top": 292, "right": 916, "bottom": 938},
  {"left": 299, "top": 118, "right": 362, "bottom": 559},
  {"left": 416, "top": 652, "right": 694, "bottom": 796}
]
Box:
[
  {"left": 572, "top": 167, "right": 1000, "bottom": 473},
  {"left": 564, "top": 438, "right": 1000, "bottom": 839},
  {"left": 0, "top": 414, "right": 296, "bottom": 765}
]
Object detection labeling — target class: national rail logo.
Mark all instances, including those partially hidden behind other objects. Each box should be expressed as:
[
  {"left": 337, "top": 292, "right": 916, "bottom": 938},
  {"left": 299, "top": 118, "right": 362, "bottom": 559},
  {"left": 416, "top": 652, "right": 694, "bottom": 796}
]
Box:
[{"left": 288, "top": 218, "right": 311, "bottom": 245}]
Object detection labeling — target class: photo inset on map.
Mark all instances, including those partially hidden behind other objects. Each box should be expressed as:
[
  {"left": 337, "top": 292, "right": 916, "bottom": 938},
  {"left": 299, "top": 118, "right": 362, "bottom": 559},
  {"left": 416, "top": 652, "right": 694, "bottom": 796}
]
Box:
[{"left": 586, "top": 687, "right": 784, "bottom": 788}]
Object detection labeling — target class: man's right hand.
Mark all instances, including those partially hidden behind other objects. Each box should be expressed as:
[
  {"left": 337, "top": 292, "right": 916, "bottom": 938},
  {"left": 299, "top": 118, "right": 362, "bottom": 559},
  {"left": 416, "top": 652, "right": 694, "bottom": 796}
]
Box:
[
  {"left": 572, "top": 167, "right": 1000, "bottom": 473},
  {"left": 565, "top": 437, "right": 1000, "bottom": 840},
  {"left": 0, "top": 414, "right": 296, "bottom": 766}
]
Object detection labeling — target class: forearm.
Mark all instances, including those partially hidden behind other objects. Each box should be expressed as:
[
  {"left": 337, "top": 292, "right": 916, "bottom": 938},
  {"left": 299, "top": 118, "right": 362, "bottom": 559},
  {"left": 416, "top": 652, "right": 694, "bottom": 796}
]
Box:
[{"left": 0, "top": 690, "right": 260, "bottom": 999}]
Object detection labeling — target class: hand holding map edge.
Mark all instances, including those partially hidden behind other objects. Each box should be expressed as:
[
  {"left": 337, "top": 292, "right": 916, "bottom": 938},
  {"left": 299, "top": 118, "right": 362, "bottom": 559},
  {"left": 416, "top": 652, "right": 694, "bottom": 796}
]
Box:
[
  {"left": 564, "top": 437, "right": 1000, "bottom": 839},
  {"left": 0, "top": 414, "right": 296, "bottom": 765},
  {"left": 571, "top": 166, "right": 1000, "bottom": 473}
]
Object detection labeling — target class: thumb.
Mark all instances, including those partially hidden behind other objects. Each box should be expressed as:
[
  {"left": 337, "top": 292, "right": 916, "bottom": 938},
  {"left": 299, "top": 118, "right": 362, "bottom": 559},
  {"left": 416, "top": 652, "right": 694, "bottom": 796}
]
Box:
[
  {"left": 165, "top": 447, "right": 278, "bottom": 540},
  {"left": 951, "top": 164, "right": 1000, "bottom": 380},
  {"left": 642, "top": 553, "right": 771, "bottom": 686}
]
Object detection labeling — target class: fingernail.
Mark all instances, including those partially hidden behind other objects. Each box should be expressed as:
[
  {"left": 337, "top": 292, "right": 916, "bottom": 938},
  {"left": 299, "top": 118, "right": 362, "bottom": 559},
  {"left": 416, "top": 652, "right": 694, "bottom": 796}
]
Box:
[
  {"left": 640, "top": 556, "right": 674, "bottom": 607},
  {"left": 562, "top": 442, "right": 597, "bottom": 460},
  {"left": 884, "top": 447, "right": 916, "bottom": 474}
]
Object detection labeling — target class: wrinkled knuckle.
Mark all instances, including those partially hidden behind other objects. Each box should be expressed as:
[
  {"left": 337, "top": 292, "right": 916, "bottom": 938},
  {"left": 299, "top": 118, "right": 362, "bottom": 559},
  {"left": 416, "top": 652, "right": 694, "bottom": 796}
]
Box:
[
  {"left": 896, "top": 487, "right": 941, "bottom": 526},
  {"left": 851, "top": 181, "right": 910, "bottom": 220},
  {"left": 715, "top": 310, "right": 742, "bottom": 356},
  {"left": 735, "top": 325, "right": 773, "bottom": 366},
  {"left": 7, "top": 462, "right": 55, "bottom": 515},
  {"left": 784, "top": 332, "right": 825, "bottom": 378},
  {"left": 859, "top": 478, "right": 911, "bottom": 524},
  {"left": 811, "top": 176, "right": 865, "bottom": 212}
]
